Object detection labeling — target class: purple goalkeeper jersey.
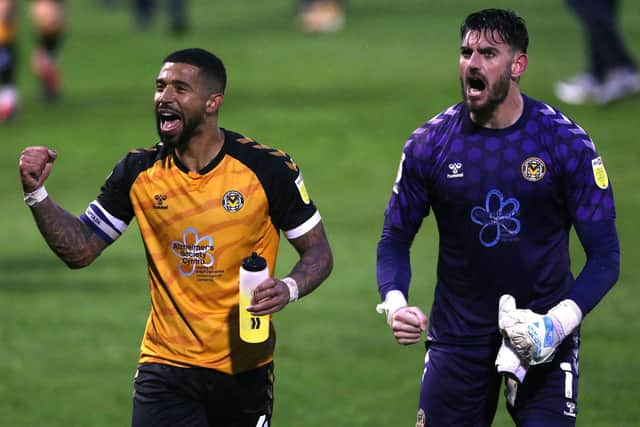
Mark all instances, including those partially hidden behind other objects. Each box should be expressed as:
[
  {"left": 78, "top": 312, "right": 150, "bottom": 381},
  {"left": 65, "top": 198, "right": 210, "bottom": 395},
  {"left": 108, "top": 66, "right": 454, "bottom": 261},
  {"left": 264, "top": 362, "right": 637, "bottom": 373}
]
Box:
[{"left": 380, "top": 94, "right": 616, "bottom": 344}]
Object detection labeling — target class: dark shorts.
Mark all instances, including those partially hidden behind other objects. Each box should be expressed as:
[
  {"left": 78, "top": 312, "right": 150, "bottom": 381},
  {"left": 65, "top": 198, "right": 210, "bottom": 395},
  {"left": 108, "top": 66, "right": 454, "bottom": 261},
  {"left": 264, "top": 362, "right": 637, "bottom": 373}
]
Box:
[
  {"left": 132, "top": 362, "right": 274, "bottom": 427},
  {"left": 417, "top": 334, "right": 579, "bottom": 427}
]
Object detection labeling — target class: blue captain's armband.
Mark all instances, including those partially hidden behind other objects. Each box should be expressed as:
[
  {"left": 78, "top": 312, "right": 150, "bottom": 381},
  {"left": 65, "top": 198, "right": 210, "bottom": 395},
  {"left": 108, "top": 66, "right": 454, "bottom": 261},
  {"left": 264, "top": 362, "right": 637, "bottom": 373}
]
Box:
[{"left": 80, "top": 201, "right": 128, "bottom": 243}]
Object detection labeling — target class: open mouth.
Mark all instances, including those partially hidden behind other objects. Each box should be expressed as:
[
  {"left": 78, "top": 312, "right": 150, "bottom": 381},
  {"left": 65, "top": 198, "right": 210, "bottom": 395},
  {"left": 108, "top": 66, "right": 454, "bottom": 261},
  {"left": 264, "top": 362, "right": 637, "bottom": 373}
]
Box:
[
  {"left": 467, "top": 76, "right": 487, "bottom": 97},
  {"left": 157, "top": 108, "right": 183, "bottom": 134}
]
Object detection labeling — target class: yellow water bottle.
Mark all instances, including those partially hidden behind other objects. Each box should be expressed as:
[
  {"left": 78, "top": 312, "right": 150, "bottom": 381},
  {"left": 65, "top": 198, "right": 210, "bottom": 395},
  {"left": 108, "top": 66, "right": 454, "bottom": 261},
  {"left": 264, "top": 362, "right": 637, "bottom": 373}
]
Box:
[{"left": 239, "top": 252, "right": 270, "bottom": 343}]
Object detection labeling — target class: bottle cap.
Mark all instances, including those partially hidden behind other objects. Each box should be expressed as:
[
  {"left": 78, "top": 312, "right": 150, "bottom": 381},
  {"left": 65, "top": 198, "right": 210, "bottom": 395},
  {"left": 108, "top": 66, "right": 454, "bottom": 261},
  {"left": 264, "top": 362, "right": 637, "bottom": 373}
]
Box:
[{"left": 242, "top": 252, "right": 267, "bottom": 272}]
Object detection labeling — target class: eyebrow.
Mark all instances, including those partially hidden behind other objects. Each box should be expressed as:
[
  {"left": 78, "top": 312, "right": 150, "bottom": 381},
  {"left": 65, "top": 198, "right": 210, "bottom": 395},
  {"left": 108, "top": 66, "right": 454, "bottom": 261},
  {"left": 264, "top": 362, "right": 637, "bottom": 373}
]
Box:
[
  {"left": 459, "top": 45, "right": 500, "bottom": 55},
  {"left": 156, "top": 78, "right": 193, "bottom": 89},
  {"left": 478, "top": 46, "right": 500, "bottom": 54}
]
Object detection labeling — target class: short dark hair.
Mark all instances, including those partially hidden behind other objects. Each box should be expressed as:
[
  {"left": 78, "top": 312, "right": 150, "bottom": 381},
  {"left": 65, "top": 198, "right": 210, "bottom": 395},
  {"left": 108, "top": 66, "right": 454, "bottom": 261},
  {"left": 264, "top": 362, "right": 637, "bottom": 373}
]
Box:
[
  {"left": 163, "top": 48, "right": 227, "bottom": 93},
  {"left": 460, "top": 9, "right": 529, "bottom": 53}
]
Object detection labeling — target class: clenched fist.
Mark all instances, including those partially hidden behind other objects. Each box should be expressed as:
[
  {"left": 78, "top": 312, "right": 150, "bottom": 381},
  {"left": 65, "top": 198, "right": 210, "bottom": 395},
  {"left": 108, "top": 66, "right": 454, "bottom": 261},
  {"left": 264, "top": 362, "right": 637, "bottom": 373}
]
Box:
[{"left": 19, "top": 146, "right": 57, "bottom": 193}]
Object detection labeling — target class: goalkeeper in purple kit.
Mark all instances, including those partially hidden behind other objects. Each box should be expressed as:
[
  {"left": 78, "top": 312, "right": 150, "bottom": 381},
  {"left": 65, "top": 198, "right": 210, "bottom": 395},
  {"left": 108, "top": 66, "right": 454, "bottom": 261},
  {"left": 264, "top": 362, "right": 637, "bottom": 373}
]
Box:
[{"left": 375, "top": 8, "right": 619, "bottom": 427}]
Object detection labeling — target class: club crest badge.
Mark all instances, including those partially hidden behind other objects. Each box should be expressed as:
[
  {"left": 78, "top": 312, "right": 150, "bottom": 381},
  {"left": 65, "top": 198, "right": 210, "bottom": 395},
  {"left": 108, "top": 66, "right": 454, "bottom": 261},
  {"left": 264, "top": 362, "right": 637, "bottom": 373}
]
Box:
[
  {"left": 222, "top": 190, "right": 244, "bottom": 212},
  {"left": 591, "top": 156, "right": 609, "bottom": 189},
  {"left": 521, "top": 157, "right": 546, "bottom": 182}
]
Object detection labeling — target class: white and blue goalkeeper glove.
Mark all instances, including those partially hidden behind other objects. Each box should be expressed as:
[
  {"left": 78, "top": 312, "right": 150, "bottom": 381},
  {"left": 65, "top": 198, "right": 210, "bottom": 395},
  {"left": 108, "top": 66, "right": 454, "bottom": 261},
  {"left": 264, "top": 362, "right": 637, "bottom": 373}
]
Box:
[{"left": 498, "top": 294, "right": 582, "bottom": 365}]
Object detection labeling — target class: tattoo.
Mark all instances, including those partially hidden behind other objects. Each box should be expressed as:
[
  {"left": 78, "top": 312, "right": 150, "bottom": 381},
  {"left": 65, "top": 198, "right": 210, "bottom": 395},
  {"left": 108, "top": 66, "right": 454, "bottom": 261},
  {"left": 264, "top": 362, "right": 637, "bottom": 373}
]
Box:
[
  {"left": 287, "top": 221, "right": 333, "bottom": 298},
  {"left": 30, "top": 198, "right": 108, "bottom": 268}
]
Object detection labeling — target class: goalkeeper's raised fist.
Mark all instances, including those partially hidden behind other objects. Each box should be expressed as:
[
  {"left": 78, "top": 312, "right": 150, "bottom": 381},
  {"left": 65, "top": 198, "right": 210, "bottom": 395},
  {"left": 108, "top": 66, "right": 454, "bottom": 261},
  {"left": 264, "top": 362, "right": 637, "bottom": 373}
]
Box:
[{"left": 498, "top": 294, "right": 583, "bottom": 365}]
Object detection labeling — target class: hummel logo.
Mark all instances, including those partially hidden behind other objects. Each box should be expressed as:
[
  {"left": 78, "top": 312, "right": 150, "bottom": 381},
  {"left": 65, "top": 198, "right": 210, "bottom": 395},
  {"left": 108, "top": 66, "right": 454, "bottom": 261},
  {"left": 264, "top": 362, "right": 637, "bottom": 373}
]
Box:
[
  {"left": 447, "top": 162, "right": 464, "bottom": 178},
  {"left": 153, "top": 194, "right": 168, "bottom": 209},
  {"left": 564, "top": 402, "right": 577, "bottom": 418}
]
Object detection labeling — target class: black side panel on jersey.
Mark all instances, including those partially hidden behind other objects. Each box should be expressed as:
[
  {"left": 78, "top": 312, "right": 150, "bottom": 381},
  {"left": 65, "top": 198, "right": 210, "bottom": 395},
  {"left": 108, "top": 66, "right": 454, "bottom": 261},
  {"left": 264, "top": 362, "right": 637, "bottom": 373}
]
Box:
[
  {"left": 96, "top": 144, "right": 171, "bottom": 223},
  {"left": 223, "top": 130, "right": 318, "bottom": 232}
]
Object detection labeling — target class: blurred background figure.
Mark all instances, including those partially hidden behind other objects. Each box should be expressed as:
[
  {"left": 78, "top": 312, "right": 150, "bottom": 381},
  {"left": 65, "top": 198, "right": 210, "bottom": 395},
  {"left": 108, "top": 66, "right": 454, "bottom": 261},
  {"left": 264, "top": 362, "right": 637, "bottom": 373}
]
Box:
[
  {"left": 0, "top": 0, "right": 64, "bottom": 124},
  {"left": 555, "top": 0, "right": 640, "bottom": 105},
  {"left": 134, "top": 0, "right": 188, "bottom": 34},
  {"left": 30, "top": 0, "right": 64, "bottom": 102},
  {"left": 297, "top": 0, "right": 345, "bottom": 34},
  {"left": 0, "top": 0, "right": 18, "bottom": 122}
]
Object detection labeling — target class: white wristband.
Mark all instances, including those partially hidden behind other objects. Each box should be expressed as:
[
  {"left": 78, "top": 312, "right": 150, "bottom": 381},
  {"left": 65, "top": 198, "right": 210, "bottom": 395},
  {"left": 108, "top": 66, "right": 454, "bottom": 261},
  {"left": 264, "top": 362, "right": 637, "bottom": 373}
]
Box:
[
  {"left": 282, "top": 277, "right": 299, "bottom": 302},
  {"left": 376, "top": 290, "right": 408, "bottom": 325},
  {"left": 24, "top": 186, "right": 48, "bottom": 207},
  {"left": 548, "top": 299, "right": 583, "bottom": 336}
]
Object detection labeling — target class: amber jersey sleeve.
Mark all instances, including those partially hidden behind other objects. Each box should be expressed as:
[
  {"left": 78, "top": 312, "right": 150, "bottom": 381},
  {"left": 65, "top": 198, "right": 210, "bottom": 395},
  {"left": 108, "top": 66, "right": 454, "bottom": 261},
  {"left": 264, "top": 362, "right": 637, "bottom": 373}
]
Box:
[{"left": 80, "top": 129, "right": 321, "bottom": 374}]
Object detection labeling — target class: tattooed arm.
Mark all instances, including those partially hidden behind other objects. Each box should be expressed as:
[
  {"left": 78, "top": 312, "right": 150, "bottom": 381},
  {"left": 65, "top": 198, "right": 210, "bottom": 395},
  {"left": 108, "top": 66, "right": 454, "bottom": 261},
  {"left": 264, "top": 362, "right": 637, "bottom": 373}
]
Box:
[
  {"left": 284, "top": 221, "right": 333, "bottom": 298},
  {"left": 248, "top": 221, "right": 333, "bottom": 316},
  {"left": 29, "top": 198, "right": 108, "bottom": 268},
  {"left": 19, "top": 146, "right": 108, "bottom": 269}
]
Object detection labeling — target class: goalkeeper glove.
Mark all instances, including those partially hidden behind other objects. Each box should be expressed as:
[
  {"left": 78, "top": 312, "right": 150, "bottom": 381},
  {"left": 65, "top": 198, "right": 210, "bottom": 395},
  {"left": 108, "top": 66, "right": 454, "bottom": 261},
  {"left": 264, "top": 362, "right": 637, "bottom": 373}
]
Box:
[
  {"left": 495, "top": 338, "right": 528, "bottom": 383},
  {"left": 498, "top": 294, "right": 582, "bottom": 365}
]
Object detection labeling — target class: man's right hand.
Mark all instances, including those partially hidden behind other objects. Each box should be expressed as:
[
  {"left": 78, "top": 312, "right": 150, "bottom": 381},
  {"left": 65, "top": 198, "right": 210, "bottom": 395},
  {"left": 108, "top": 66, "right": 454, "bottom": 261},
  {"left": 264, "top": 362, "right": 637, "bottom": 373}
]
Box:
[
  {"left": 390, "top": 306, "right": 428, "bottom": 345},
  {"left": 19, "top": 146, "right": 57, "bottom": 192}
]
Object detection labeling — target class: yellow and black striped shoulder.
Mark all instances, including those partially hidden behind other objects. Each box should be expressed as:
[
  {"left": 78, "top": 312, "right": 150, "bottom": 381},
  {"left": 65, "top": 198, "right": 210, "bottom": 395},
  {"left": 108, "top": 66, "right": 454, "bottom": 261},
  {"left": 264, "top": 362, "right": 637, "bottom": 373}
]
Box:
[{"left": 225, "top": 131, "right": 299, "bottom": 174}]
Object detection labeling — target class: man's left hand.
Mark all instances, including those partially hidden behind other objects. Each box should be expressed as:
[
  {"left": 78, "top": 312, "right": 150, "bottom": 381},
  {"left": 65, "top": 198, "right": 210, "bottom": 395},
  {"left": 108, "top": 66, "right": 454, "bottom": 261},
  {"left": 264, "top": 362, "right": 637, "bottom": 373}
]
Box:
[
  {"left": 498, "top": 295, "right": 582, "bottom": 365},
  {"left": 248, "top": 278, "right": 290, "bottom": 315}
]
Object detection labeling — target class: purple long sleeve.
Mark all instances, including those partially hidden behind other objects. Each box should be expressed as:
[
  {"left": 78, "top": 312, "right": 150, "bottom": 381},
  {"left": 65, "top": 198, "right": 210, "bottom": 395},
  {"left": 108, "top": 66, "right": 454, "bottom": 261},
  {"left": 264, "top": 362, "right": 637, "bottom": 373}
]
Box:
[
  {"left": 569, "top": 218, "right": 620, "bottom": 315},
  {"left": 376, "top": 221, "right": 414, "bottom": 300}
]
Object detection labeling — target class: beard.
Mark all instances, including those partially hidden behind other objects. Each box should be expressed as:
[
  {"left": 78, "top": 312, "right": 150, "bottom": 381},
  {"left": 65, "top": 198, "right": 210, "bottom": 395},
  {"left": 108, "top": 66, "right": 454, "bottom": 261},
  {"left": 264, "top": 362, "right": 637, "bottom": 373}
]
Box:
[
  {"left": 461, "top": 66, "right": 512, "bottom": 115},
  {"left": 156, "top": 115, "right": 201, "bottom": 149}
]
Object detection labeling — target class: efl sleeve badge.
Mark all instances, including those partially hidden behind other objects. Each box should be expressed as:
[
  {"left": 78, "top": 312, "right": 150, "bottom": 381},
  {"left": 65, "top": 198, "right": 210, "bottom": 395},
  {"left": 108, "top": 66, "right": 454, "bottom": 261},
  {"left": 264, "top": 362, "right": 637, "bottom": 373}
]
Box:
[
  {"left": 591, "top": 156, "right": 609, "bottom": 189},
  {"left": 295, "top": 174, "right": 311, "bottom": 204}
]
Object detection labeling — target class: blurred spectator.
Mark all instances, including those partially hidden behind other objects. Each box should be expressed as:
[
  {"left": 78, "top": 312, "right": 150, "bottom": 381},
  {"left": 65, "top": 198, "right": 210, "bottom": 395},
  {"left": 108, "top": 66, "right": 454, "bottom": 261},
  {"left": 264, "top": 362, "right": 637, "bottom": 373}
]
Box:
[
  {"left": 0, "top": 0, "right": 64, "bottom": 124},
  {"left": 134, "top": 0, "right": 188, "bottom": 34},
  {"left": 297, "top": 0, "right": 345, "bottom": 33},
  {"left": 555, "top": 0, "right": 640, "bottom": 105},
  {"left": 0, "top": 0, "right": 18, "bottom": 122}
]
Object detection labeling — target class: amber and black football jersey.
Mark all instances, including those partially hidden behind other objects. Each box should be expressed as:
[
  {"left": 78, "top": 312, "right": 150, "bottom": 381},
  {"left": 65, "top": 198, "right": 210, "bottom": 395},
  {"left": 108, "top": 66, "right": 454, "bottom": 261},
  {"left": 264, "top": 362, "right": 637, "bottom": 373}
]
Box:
[
  {"left": 0, "top": 13, "right": 16, "bottom": 44},
  {"left": 80, "top": 129, "right": 320, "bottom": 374}
]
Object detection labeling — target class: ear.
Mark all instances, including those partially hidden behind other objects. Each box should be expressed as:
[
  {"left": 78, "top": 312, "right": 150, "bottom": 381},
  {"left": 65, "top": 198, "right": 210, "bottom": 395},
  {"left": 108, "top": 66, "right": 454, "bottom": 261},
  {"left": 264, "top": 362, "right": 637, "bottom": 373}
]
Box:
[
  {"left": 511, "top": 52, "right": 528, "bottom": 78},
  {"left": 206, "top": 93, "right": 224, "bottom": 114}
]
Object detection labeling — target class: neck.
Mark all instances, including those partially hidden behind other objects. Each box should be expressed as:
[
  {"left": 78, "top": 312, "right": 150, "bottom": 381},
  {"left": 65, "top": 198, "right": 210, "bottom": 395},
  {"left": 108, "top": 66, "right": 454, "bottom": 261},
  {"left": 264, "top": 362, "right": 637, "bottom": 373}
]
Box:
[
  {"left": 471, "top": 86, "right": 523, "bottom": 129},
  {"left": 175, "top": 126, "right": 224, "bottom": 172}
]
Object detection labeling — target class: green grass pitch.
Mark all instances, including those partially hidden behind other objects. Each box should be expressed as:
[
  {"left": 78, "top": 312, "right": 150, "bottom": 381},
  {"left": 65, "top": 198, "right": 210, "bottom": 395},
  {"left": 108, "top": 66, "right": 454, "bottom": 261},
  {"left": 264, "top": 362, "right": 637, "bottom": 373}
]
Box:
[{"left": 1, "top": 1, "right": 638, "bottom": 425}]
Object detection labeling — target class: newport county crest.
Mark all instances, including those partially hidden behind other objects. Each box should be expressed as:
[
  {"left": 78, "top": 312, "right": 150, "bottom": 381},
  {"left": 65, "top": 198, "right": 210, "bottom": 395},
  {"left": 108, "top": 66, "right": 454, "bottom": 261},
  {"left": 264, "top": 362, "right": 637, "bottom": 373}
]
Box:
[
  {"left": 222, "top": 190, "right": 244, "bottom": 212},
  {"left": 521, "top": 157, "right": 546, "bottom": 182}
]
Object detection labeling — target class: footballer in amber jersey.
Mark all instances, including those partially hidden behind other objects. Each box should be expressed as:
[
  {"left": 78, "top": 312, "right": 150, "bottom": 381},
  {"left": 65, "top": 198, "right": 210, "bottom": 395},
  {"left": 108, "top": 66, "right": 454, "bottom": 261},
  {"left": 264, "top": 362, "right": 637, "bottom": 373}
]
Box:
[{"left": 80, "top": 129, "right": 320, "bottom": 374}]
